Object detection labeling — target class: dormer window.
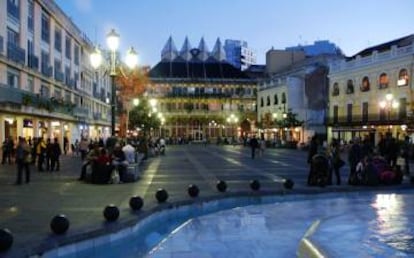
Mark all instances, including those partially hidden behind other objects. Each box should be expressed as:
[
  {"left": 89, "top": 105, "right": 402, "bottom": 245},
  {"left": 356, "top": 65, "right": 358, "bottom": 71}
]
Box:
[
  {"left": 266, "top": 96, "right": 270, "bottom": 106},
  {"left": 274, "top": 94, "right": 278, "bottom": 105},
  {"left": 398, "top": 69, "right": 409, "bottom": 86},
  {"left": 361, "top": 76, "right": 370, "bottom": 92}
]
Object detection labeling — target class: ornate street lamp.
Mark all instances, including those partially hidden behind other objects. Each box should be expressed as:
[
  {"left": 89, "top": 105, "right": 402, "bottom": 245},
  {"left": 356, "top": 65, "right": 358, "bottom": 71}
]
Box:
[
  {"left": 379, "top": 92, "right": 399, "bottom": 131},
  {"left": 90, "top": 28, "right": 138, "bottom": 136}
]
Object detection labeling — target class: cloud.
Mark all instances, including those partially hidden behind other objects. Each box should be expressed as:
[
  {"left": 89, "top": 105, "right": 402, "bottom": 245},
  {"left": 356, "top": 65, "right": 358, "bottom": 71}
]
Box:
[{"left": 74, "top": 0, "right": 92, "bottom": 13}]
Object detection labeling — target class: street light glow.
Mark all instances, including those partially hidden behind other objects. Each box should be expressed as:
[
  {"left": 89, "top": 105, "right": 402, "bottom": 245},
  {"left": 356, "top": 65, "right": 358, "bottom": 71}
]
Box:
[
  {"left": 106, "top": 29, "right": 120, "bottom": 51},
  {"left": 125, "top": 47, "right": 138, "bottom": 68},
  {"left": 90, "top": 47, "right": 102, "bottom": 69}
]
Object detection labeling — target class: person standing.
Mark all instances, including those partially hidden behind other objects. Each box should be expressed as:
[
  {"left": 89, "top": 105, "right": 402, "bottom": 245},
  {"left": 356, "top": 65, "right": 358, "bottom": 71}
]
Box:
[
  {"left": 401, "top": 136, "right": 411, "bottom": 175},
  {"left": 36, "top": 138, "right": 47, "bottom": 171},
  {"left": 15, "top": 137, "right": 31, "bottom": 184},
  {"left": 330, "top": 140, "right": 343, "bottom": 185},
  {"left": 50, "top": 138, "right": 61, "bottom": 171},
  {"left": 348, "top": 138, "right": 362, "bottom": 185},
  {"left": 250, "top": 135, "right": 259, "bottom": 159},
  {"left": 1, "top": 138, "right": 10, "bottom": 165},
  {"left": 63, "top": 136, "right": 69, "bottom": 155}
]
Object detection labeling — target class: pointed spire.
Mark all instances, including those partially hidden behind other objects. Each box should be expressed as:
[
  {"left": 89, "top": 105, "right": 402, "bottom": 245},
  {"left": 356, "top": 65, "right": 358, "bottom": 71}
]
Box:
[
  {"left": 197, "top": 37, "right": 210, "bottom": 61},
  {"left": 161, "top": 36, "right": 178, "bottom": 61},
  {"left": 211, "top": 38, "right": 226, "bottom": 61},
  {"left": 179, "top": 36, "right": 192, "bottom": 61}
]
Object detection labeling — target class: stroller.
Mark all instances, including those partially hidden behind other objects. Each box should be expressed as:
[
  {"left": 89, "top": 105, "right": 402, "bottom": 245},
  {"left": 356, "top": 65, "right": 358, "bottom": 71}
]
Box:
[{"left": 308, "top": 154, "right": 330, "bottom": 187}]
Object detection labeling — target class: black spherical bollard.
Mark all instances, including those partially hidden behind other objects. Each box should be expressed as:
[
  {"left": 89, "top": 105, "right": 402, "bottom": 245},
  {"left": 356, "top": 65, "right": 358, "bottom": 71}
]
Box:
[
  {"left": 103, "top": 205, "right": 120, "bottom": 222},
  {"left": 284, "top": 179, "right": 294, "bottom": 189},
  {"left": 216, "top": 180, "right": 227, "bottom": 192},
  {"left": 155, "top": 188, "right": 169, "bottom": 203},
  {"left": 129, "top": 196, "right": 144, "bottom": 211},
  {"left": 250, "top": 180, "right": 261, "bottom": 191},
  {"left": 0, "top": 228, "right": 13, "bottom": 252},
  {"left": 187, "top": 184, "right": 199, "bottom": 198},
  {"left": 50, "top": 214, "right": 70, "bottom": 235}
]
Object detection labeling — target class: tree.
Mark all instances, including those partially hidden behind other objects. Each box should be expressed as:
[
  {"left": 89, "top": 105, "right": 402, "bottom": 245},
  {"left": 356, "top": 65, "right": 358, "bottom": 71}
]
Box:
[
  {"left": 128, "top": 98, "right": 160, "bottom": 133},
  {"left": 115, "top": 65, "right": 148, "bottom": 137}
]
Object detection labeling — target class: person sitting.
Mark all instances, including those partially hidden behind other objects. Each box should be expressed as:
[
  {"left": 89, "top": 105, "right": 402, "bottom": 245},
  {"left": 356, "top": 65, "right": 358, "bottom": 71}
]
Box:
[
  {"left": 78, "top": 144, "right": 100, "bottom": 181},
  {"left": 112, "top": 144, "right": 128, "bottom": 182},
  {"left": 122, "top": 142, "right": 136, "bottom": 163},
  {"left": 96, "top": 148, "right": 111, "bottom": 165}
]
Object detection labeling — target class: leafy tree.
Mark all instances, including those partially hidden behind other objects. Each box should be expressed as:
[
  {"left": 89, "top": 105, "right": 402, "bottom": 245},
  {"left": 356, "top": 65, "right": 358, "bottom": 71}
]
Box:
[
  {"left": 128, "top": 98, "right": 161, "bottom": 133},
  {"left": 115, "top": 65, "right": 148, "bottom": 136},
  {"left": 275, "top": 109, "right": 303, "bottom": 128}
]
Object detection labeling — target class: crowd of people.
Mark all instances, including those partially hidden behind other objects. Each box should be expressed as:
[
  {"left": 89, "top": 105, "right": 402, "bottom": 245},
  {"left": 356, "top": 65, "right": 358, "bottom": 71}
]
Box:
[{"left": 307, "top": 133, "right": 410, "bottom": 187}]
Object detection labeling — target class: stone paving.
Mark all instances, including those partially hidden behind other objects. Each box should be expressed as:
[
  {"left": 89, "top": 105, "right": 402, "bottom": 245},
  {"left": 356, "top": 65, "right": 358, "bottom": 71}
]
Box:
[{"left": 0, "top": 145, "right": 412, "bottom": 258}]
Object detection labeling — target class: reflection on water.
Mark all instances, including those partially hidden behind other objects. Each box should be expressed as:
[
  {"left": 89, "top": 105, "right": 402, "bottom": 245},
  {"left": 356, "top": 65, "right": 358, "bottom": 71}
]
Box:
[
  {"left": 371, "top": 194, "right": 414, "bottom": 253},
  {"left": 147, "top": 191, "right": 414, "bottom": 257}
]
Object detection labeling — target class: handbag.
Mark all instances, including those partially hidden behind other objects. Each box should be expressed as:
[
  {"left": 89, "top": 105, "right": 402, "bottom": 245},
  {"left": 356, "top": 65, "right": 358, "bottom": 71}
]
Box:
[
  {"left": 110, "top": 169, "right": 120, "bottom": 184},
  {"left": 24, "top": 153, "right": 32, "bottom": 164}
]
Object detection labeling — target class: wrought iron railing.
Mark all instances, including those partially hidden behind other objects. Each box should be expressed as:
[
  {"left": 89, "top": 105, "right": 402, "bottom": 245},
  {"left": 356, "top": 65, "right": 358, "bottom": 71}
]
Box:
[
  {"left": 27, "top": 54, "right": 39, "bottom": 70},
  {"left": 326, "top": 114, "right": 407, "bottom": 126}
]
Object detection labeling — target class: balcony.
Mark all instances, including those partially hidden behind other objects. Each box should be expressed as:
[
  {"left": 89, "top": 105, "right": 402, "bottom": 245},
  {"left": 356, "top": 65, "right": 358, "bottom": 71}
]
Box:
[
  {"left": 41, "top": 63, "right": 53, "bottom": 77},
  {"left": 27, "top": 54, "right": 39, "bottom": 70},
  {"left": 0, "top": 84, "right": 23, "bottom": 105},
  {"left": 327, "top": 114, "right": 407, "bottom": 126},
  {"left": 73, "top": 107, "right": 89, "bottom": 118},
  {"left": 54, "top": 69, "right": 64, "bottom": 82},
  {"left": 7, "top": 42, "right": 26, "bottom": 65}
]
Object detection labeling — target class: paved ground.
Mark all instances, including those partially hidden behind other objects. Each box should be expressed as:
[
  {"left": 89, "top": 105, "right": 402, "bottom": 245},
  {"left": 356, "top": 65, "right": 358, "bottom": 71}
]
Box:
[{"left": 0, "top": 144, "right": 412, "bottom": 258}]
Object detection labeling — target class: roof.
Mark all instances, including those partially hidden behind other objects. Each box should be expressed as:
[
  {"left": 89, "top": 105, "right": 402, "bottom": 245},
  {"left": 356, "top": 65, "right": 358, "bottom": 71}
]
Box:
[
  {"left": 348, "top": 34, "right": 414, "bottom": 60},
  {"left": 149, "top": 60, "right": 251, "bottom": 80}
]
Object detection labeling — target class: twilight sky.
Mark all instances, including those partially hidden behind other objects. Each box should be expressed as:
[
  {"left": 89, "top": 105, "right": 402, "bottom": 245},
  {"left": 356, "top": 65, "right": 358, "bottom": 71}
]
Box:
[{"left": 55, "top": 0, "right": 414, "bottom": 67}]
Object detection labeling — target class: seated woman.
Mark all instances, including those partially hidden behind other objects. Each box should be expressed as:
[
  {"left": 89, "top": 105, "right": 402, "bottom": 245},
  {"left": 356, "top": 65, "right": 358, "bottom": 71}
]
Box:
[
  {"left": 112, "top": 144, "right": 128, "bottom": 182},
  {"left": 96, "top": 148, "right": 111, "bottom": 165}
]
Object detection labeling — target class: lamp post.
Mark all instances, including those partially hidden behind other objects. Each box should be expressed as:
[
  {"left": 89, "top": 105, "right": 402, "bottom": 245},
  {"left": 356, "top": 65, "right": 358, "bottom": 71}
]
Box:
[
  {"left": 90, "top": 28, "right": 138, "bottom": 136},
  {"left": 379, "top": 92, "right": 399, "bottom": 131},
  {"left": 226, "top": 114, "right": 239, "bottom": 139}
]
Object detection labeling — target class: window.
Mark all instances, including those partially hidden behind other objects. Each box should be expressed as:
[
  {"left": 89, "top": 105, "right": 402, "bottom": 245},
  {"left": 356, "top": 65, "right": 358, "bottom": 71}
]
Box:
[
  {"left": 74, "top": 45, "right": 79, "bottom": 65},
  {"left": 41, "top": 13, "right": 50, "bottom": 43},
  {"left": 54, "top": 29, "right": 62, "bottom": 52},
  {"left": 346, "top": 80, "right": 354, "bottom": 94},
  {"left": 7, "top": 68, "right": 19, "bottom": 88},
  {"left": 28, "top": 0, "right": 34, "bottom": 31},
  {"left": 362, "top": 102, "right": 368, "bottom": 123},
  {"left": 333, "top": 105, "right": 338, "bottom": 124},
  {"left": 40, "top": 84, "right": 50, "bottom": 98},
  {"left": 379, "top": 73, "right": 388, "bottom": 89},
  {"left": 274, "top": 94, "right": 278, "bottom": 105},
  {"left": 260, "top": 97, "right": 264, "bottom": 107},
  {"left": 281, "top": 92, "right": 286, "bottom": 104},
  {"left": 332, "top": 82, "right": 339, "bottom": 96},
  {"left": 27, "top": 75, "right": 34, "bottom": 92},
  {"left": 347, "top": 104, "right": 352, "bottom": 123},
  {"left": 266, "top": 96, "right": 270, "bottom": 106},
  {"left": 7, "top": 27, "right": 19, "bottom": 45},
  {"left": 7, "top": 0, "right": 19, "bottom": 21},
  {"left": 398, "top": 69, "right": 409, "bottom": 86},
  {"left": 65, "top": 36, "right": 71, "bottom": 59},
  {"left": 361, "top": 76, "right": 370, "bottom": 92}
]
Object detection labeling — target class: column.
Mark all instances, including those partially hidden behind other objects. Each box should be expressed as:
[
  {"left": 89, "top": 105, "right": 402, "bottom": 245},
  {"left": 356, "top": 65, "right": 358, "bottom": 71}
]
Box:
[{"left": 16, "top": 117, "right": 23, "bottom": 138}]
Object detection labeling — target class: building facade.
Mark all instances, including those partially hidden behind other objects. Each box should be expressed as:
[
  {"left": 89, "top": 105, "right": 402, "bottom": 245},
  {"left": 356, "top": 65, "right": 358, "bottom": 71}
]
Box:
[
  {"left": 0, "top": 0, "right": 111, "bottom": 147},
  {"left": 224, "top": 39, "right": 256, "bottom": 71},
  {"left": 285, "top": 40, "right": 343, "bottom": 57},
  {"left": 148, "top": 37, "right": 257, "bottom": 142},
  {"left": 328, "top": 35, "right": 414, "bottom": 144},
  {"left": 257, "top": 54, "right": 343, "bottom": 144}
]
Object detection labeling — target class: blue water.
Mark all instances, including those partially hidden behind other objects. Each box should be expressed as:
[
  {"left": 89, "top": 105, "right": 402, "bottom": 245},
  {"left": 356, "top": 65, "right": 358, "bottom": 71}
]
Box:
[
  {"left": 46, "top": 190, "right": 414, "bottom": 258},
  {"left": 146, "top": 192, "right": 414, "bottom": 258}
]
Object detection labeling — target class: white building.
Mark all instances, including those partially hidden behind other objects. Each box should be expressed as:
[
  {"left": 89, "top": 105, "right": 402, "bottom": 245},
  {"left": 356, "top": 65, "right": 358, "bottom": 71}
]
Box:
[
  {"left": 0, "top": 0, "right": 111, "bottom": 147},
  {"left": 328, "top": 34, "right": 414, "bottom": 144},
  {"left": 257, "top": 54, "right": 343, "bottom": 144}
]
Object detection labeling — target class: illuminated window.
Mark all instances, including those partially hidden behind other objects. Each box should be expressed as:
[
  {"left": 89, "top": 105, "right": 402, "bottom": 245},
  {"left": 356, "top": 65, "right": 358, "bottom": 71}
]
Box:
[
  {"left": 379, "top": 73, "right": 388, "bottom": 89},
  {"left": 361, "top": 76, "right": 370, "bottom": 92},
  {"left": 398, "top": 69, "right": 409, "bottom": 86}
]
